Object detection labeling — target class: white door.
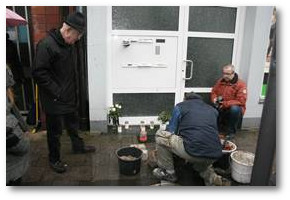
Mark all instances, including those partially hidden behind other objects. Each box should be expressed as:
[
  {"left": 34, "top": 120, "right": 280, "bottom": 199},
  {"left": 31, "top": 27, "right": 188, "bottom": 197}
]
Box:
[
  {"left": 109, "top": 6, "right": 241, "bottom": 124},
  {"left": 178, "top": 6, "right": 240, "bottom": 104}
]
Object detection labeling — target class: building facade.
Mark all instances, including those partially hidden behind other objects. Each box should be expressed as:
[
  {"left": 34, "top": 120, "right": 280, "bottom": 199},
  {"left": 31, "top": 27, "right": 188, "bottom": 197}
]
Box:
[
  {"left": 87, "top": 6, "right": 274, "bottom": 131},
  {"left": 7, "top": 6, "right": 274, "bottom": 132}
]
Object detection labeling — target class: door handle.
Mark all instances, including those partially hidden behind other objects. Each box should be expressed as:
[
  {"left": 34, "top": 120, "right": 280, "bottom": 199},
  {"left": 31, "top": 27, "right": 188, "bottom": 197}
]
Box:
[{"left": 183, "top": 60, "right": 193, "bottom": 80}]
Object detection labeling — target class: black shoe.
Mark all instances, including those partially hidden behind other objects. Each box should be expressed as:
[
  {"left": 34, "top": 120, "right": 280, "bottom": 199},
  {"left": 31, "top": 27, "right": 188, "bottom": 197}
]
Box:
[
  {"left": 49, "top": 161, "right": 68, "bottom": 173},
  {"left": 73, "top": 145, "right": 96, "bottom": 154}
]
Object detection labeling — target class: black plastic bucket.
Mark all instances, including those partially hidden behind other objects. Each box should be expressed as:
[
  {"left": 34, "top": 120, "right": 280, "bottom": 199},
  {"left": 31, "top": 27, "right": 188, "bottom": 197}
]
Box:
[{"left": 116, "top": 147, "right": 143, "bottom": 175}]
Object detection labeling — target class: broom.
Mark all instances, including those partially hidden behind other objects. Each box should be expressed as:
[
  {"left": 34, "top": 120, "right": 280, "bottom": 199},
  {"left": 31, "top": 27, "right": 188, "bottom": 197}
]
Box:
[{"left": 31, "top": 84, "right": 41, "bottom": 133}]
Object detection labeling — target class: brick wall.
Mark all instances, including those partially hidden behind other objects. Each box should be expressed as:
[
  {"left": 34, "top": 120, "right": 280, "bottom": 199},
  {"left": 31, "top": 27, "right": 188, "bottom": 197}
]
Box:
[
  {"left": 30, "top": 6, "right": 61, "bottom": 47},
  {"left": 29, "top": 6, "right": 74, "bottom": 130}
]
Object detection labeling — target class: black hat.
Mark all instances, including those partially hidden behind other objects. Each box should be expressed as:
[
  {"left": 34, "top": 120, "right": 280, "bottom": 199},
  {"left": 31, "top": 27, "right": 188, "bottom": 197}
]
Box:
[
  {"left": 184, "top": 92, "right": 202, "bottom": 100},
  {"left": 65, "top": 12, "right": 86, "bottom": 33}
]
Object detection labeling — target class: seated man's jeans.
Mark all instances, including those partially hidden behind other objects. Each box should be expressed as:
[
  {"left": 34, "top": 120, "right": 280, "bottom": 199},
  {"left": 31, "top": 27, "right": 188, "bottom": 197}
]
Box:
[
  {"left": 155, "top": 130, "right": 218, "bottom": 185},
  {"left": 218, "top": 105, "right": 242, "bottom": 136}
]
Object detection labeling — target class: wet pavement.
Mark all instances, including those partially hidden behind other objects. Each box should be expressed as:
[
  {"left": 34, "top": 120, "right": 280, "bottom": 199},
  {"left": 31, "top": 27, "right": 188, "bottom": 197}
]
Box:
[{"left": 21, "top": 128, "right": 260, "bottom": 186}]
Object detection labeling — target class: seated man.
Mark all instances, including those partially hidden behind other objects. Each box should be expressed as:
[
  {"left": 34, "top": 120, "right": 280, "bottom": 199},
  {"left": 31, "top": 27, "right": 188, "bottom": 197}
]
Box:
[
  {"left": 211, "top": 64, "right": 247, "bottom": 140},
  {"left": 153, "top": 92, "right": 230, "bottom": 186}
]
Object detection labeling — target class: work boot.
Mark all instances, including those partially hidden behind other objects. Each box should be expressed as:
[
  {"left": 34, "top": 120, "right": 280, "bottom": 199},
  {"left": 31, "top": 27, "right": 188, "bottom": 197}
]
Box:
[
  {"left": 213, "top": 175, "right": 231, "bottom": 186},
  {"left": 73, "top": 145, "right": 96, "bottom": 154},
  {"left": 153, "top": 168, "right": 177, "bottom": 183},
  {"left": 49, "top": 160, "right": 68, "bottom": 173}
]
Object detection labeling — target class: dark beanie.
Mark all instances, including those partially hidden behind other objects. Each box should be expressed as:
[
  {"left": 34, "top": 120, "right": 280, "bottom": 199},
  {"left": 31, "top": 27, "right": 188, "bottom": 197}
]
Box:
[
  {"left": 64, "top": 12, "right": 86, "bottom": 33},
  {"left": 184, "top": 92, "right": 202, "bottom": 100}
]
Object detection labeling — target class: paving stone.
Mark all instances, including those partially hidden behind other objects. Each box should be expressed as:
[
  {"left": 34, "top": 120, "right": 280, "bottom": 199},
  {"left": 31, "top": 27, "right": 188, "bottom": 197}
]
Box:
[{"left": 21, "top": 128, "right": 262, "bottom": 186}]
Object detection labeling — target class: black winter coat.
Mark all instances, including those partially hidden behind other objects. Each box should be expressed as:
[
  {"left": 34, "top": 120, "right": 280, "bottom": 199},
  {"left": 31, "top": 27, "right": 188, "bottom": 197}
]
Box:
[{"left": 33, "top": 29, "right": 79, "bottom": 115}]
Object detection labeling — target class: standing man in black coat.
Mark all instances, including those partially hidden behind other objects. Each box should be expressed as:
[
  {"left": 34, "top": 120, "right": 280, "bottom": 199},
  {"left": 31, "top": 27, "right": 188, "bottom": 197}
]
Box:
[{"left": 33, "top": 12, "right": 95, "bottom": 173}]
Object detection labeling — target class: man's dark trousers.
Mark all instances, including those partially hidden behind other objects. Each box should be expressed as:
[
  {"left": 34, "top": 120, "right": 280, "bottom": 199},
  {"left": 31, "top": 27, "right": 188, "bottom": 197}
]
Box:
[
  {"left": 218, "top": 105, "right": 242, "bottom": 136},
  {"left": 46, "top": 112, "right": 84, "bottom": 163}
]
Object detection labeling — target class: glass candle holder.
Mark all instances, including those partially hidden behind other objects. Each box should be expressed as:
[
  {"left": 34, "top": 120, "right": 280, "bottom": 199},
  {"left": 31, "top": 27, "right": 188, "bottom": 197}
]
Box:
[
  {"left": 140, "top": 121, "right": 145, "bottom": 132},
  {"left": 150, "top": 121, "right": 154, "bottom": 129},
  {"left": 124, "top": 121, "right": 129, "bottom": 129},
  {"left": 118, "top": 125, "right": 122, "bottom": 133}
]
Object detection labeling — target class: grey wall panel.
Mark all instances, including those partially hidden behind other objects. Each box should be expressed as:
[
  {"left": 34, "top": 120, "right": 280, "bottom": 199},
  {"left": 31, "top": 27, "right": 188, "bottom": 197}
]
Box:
[
  {"left": 112, "top": 6, "right": 179, "bottom": 31},
  {"left": 188, "top": 6, "right": 237, "bottom": 33},
  {"left": 186, "top": 37, "right": 234, "bottom": 88},
  {"left": 113, "top": 93, "right": 175, "bottom": 116}
]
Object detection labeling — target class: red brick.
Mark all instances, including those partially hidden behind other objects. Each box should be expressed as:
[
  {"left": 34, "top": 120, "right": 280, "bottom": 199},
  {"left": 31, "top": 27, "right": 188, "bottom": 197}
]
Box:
[
  {"left": 34, "top": 23, "right": 46, "bottom": 32},
  {"left": 34, "top": 31, "right": 47, "bottom": 43},
  {"left": 31, "top": 6, "right": 46, "bottom": 15},
  {"left": 46, "top": 23, "right": 58, "bottom": 31},
  {"left": 45, "top": 14, "right": 59, "bottom": 24},
  {"left": 34, "top": 31, "right": 46, "bottom": 39},
  {"left": 31, "top": 14, "right": 46, "bottom": 24},
  {"left": 45, "top": 6, "right": 59, "bottom": 14},
  {"left": 69, "top": 7, "right": 75, "bottom": 13}
]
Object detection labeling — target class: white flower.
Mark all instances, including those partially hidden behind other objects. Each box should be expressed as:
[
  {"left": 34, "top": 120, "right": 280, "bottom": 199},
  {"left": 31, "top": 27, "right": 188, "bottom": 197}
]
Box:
[
  {"left": 114, "top": 104, "right": 122, "bottom": 109},
  {"left": 112, "top": 107, "right": 116, "bottom": 112}
]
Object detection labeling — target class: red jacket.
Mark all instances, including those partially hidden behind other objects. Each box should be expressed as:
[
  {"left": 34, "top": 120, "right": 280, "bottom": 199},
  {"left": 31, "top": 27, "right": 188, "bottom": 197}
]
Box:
[{"left": 211, "top": 74, "right": 247, "bottom": 115}]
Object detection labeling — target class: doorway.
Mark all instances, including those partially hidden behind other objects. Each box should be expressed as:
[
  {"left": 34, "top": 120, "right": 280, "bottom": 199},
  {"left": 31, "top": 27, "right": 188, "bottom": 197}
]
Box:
[
  {"left": 110, "top": 6, "right": 242, "bottom": 124},
  {"left": 178, "top": 6, "right": 239, "bottom": 104}
]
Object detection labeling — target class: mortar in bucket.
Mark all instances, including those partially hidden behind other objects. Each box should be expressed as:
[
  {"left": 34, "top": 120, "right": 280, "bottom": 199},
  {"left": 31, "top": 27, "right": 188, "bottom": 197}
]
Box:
[
  {"left": 230, "top": 150, "right": 255, "bottom": 183},
  {"left": 116, "top": 146, "right": 143, "bottom": 175},
  {"left": 213, "top": 139, "right": 237, "bottom": 170}
]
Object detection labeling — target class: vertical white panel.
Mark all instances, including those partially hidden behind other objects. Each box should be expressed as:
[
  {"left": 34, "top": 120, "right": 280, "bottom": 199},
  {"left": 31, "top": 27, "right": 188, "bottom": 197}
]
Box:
[
  {"left": 242, "top": 6, "right": 273, "bottom": 125},
  {"left": 87, "top": 7, "right": 108, "bottom": 121}
]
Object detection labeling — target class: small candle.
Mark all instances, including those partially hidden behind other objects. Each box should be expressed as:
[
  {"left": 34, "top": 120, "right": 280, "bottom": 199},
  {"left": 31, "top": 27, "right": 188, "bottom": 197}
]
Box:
[
  {"left": 140, "top": 121, "right": 145, "bottom": 132},
  {"left": 118, "top": 125, "right": 122, "bottom": 133},
  {"left": 150, "top": 121, "right": 154, "bottom": 129},
  {"left": 124, "top": 121, "right": 129, "bottom": 129}
]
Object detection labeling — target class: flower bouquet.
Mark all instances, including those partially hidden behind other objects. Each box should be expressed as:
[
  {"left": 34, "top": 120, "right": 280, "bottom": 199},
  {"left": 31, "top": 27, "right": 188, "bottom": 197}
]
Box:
[
  {"left": 157, "top": 111, "right": 171, "bottom": 130},
  {"left": 107, "top": 103, "right": 122, "bottom": 134},
  {"left": 108, "top": 103, "right": 122, "bottom": 125}
]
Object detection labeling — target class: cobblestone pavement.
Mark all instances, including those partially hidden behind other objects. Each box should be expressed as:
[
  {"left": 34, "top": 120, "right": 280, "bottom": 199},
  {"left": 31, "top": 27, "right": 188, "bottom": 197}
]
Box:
[{"left": 21, "top": 128, "right": 260, "bottom": 186}]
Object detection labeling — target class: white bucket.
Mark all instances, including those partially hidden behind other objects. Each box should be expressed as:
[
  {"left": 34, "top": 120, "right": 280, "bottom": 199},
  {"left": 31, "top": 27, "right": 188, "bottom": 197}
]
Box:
[
  {"left": 230, "top": 151, "right": 255, "bottom": 183},
  {"left": 220, "top": 139, "right": 237, "bottom": 154}
]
